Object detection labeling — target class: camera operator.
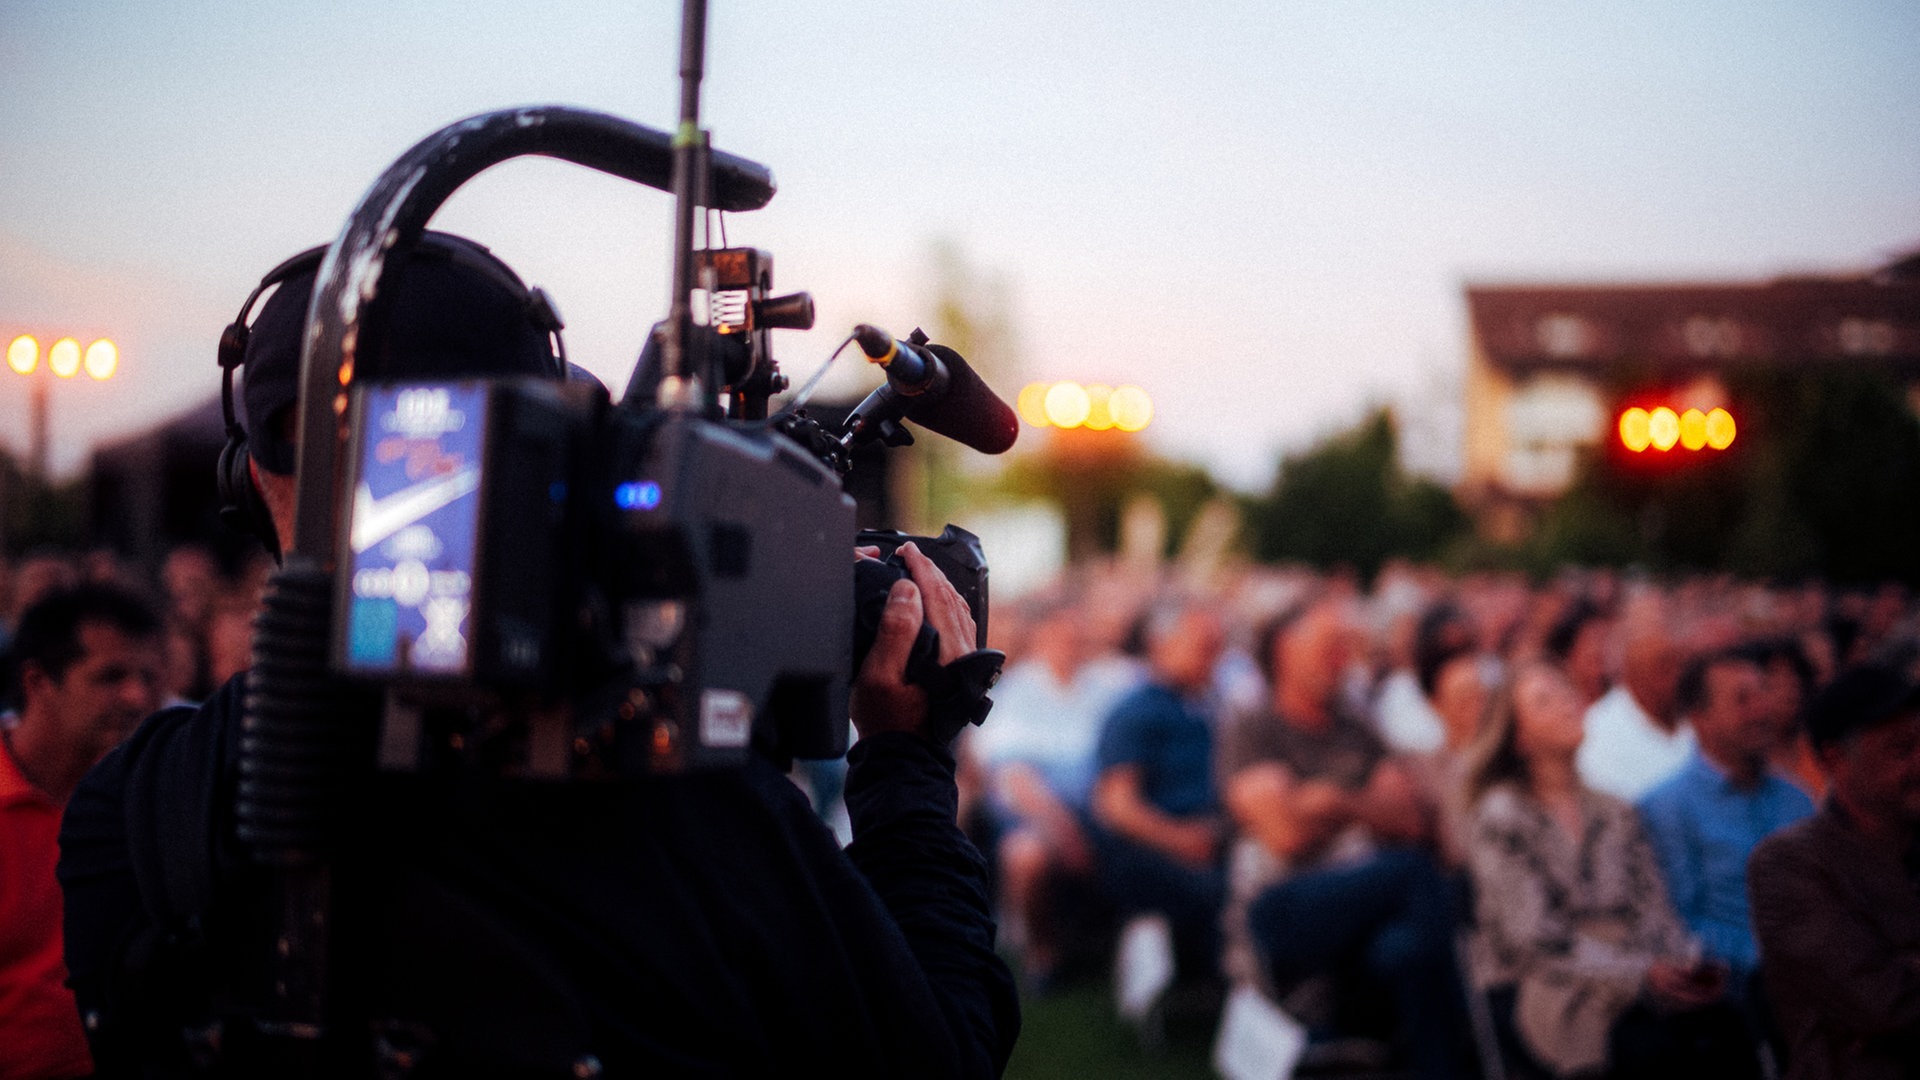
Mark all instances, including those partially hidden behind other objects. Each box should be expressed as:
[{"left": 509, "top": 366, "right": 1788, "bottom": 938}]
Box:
[{"left": 57, "top": 234, "right": 1020, "bottom": 1078}]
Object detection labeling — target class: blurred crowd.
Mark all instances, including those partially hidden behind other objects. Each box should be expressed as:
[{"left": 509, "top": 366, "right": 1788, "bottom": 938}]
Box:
[
  {"left": 0, "top": 544, "right": 275, "bottom": 712},
  {"left": 5, "top": 546, "right": 1920, "bottom": 1079},
  {"left": 0, "top": 543, "right": 277, "bottom": 1080},
  {"left": 958, "top": 559, "right": 1920, "bottom": 1079}
]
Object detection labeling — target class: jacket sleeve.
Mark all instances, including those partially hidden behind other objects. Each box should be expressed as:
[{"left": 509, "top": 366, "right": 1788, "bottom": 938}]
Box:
[
  {"left": 1748, "top": 829, "right": 1920, "bottom": 1036},
  {"left": 58, "top": 678, "right": 246, "bottom": 1073},
  {"left": 843, "top": 731, "right": 1021, "bottom": 1079}
]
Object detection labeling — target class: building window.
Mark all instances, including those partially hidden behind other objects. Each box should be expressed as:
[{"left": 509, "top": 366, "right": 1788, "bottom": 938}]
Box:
[
  {"left": 1838, "top": 317, "right": 1896, "bottom": 356},
  {"left": 1535, "top": 313, "right": 1592, "bottom": 358},
  {"left": 1682, "top": 315, "right": 1744, "bottom": 358}
]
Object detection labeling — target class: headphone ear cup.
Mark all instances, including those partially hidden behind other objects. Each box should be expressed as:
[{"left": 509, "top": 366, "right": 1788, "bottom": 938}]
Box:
[
  {"left": 218, "top": 321, "right": 249, "bottom": 373},
  {"left": 216, "top": 431, "right": 246, "bottom": 529},
  {"left": 216, "top": 430, "right": 280, "bottom": 558}
]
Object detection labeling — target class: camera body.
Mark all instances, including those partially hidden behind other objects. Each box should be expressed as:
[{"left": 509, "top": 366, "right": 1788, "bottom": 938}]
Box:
[{"left": 331, "top": 374, "right": 860, "bottom": 777}]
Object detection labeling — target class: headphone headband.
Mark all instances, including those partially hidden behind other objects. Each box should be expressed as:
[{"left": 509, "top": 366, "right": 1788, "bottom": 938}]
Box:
[{"left": 216, "top": 233, "right": 566, "bottom": 561}]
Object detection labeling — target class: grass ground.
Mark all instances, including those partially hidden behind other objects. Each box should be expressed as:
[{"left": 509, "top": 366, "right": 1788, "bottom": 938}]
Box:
[{"left": 1003, "top": 978, "right": 1218, "bottom": 1080}]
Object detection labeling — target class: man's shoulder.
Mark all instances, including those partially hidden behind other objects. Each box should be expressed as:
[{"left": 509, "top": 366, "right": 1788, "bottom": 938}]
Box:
[
  {"left": 1107, "top": 682, "right": 1179, "bottom": 723},
  {"left": 1748, "top": 810, "right": 1831, "bottom": 878},
  {"left": 1234, "top": 706, "right": 1378, "bottom": 771},
  {"left": 1759, "top": 771, "right": 1818, "bottom": 817},
  {"left": 1636, "top": 761, "right": 1701, "bottom": 819},
  {"left": 1582, "top": 685, "right": 1629, "bottom": 724},
  {"left": 0, "top": 730, "right": 42, "bottom": 808},
  {"left": 119, "top": 674, "right": 245, "bottom": 770}
]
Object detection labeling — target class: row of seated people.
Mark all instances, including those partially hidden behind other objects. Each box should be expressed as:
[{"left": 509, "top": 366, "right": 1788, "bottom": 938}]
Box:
[{"left": 965, "top": 585, "right": 1920, "bottom": 1080}]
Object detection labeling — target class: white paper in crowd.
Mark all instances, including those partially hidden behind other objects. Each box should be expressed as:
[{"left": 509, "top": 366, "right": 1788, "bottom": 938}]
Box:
[
  {"left": 1212, "top": 983, "right": 1308, "bottom": 1080},
  {"left": 1114, "top": 913, "right": 1175, "bottom": 1021}
]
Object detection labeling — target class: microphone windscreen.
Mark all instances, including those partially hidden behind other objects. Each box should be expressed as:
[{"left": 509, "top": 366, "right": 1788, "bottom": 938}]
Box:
[{"left": 903, "top": 344, "right": 1020, "bottom": 454}]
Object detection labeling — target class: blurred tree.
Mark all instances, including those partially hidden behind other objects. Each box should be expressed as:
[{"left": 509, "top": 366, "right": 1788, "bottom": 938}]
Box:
[
  {"left": 926, "top": 238, "right": 1019, "bottom": 386},
  {"left": 1763, "top": 369, "right": 1920, "bottom": 583},
  {"left": 1242, "top": 408, "right": 1469, "bottom": 580},
  {"left": 991, "top": 432, "right": 1218, "bottom": 560},
  {"left": 908, "top": 239, "right": 1023, "bottom": 531},
  {"left": 0, "top": 447, "right": 87, "bottom": 555}
]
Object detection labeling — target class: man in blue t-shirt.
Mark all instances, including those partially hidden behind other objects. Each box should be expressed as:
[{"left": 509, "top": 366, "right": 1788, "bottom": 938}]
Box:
[
  {"left": 1639, "top": 648, "right": 1814, "bottom": 988},
  {"left": 1088, "top": 600, "right": 1228, "bottom": 973}
]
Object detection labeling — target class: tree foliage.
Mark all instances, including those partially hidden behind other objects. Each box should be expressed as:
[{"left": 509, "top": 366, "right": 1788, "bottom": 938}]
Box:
[
  {"left": 0, "top": 448, "right": 88, "bottom": 556},
  {"left": 994, "top": 443, "right": 1218, "bottom": 558},
  {"left": 1242, "top": 408, "right": 1468, "bottom": 579}
]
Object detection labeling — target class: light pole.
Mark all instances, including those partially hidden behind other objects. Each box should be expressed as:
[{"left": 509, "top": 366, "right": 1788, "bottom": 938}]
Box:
[{"left": 7, "top": 333, "right": 119, "bottom": 482}]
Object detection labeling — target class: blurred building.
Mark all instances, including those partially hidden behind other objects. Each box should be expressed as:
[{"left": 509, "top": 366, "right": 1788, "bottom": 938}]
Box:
[{"left": 1460, "top": 250, "right": 1920, "bottom": 541}]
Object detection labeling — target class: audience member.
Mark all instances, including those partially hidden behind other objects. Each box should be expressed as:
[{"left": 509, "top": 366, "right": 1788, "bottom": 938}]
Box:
[
  {"left": 0, "top": 584, "right": 163, "bottom": 1080},
  {"left": 1637, "top": 649, "right": 1813, "bottom": 991},
  {"left": 1748, "top": 663, "right": 1920, "bottom": 1080},
  {"left": 1544, "top": 599, "right": 1613, "bottom": 706},
  {"left": 157, "top": 615, "right": 209, "bottom": 708},
  {"left": 1222, "top": 599, "right": 1463, "bottom": 1080},
  {"left": 1466, "top": 661, "right": 1757, "bottom": 1080},
  {"left": 1579, "top": 616, "right": 1691, "bottom": 801},
  {"left": 1412, "top": 608, "right": 1493, "bottom": 866},
  {"left": 972, "top": 593, "right": 1139, "bottom": 985},
  {"left": 1375, "top": 599, "right": 1473, "bottom": 754},
  {"left": 158, "top": 544, "right": 221, "bottom": 632},
  {"left": 0, "top": 553, "right": 78, "bottom": 653},
  {"left": 203, "top": 589, "right": 259, "bottom": 689},
  {"left": 1088, "top": 599, "right": 1228, "bottom": 974},
  {"left": 1746, "top": 637, "right": 1825, "bottom": 798}
]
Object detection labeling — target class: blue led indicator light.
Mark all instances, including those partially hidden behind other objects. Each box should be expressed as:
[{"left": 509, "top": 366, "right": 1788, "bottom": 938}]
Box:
[{"left": 614, "top": 481, "right": 662, "bottom": 510}]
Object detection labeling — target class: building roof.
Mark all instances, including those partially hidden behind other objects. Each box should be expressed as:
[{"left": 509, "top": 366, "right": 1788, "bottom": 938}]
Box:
[{"left": 1465, "top": 270, "right": 1920, "bottom": 376}]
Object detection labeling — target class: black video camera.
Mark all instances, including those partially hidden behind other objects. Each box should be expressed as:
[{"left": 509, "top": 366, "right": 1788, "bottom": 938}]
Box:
[{"left": 248, "top": 107, "right": 1015, "bottom": 800}]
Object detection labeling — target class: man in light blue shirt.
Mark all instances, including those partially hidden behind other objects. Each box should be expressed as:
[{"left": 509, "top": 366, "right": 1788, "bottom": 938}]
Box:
[{"left": 1639, "top": 647, "right": 1815, "bottom": 981}]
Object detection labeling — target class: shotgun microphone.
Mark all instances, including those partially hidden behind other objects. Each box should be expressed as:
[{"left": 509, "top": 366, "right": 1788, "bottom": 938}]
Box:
[{"left": 851, "top": 324, "right": 1019, "bottom": 454}]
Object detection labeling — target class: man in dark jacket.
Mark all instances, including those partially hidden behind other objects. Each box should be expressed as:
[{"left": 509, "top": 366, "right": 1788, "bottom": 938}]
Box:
[
  {"left": 1747, "top": 663, "right": 1920, "bottom": 1080},
  {"left": 58, "top": 235, "right": 1019, "bottom": 1077}
]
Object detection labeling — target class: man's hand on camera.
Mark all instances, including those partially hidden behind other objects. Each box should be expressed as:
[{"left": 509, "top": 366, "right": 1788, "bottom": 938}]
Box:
[{"left": 850, "top": 542, "right": 978, "bottom": 742}]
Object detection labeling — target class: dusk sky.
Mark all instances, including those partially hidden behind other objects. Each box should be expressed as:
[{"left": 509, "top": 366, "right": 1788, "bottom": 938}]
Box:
[{"left": 3, "top": 0, "right": 1916, "bottom": 488}]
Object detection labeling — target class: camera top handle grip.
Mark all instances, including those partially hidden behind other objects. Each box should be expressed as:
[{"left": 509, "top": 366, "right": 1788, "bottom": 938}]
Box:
[{"left": 286, "top": 105, "right": 776, "bottom": 567}]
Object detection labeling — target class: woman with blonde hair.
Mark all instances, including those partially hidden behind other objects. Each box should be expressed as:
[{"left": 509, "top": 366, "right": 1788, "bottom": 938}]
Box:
[{"left": 1462, "top": 660, "right": 1757, "bottom": 1079}]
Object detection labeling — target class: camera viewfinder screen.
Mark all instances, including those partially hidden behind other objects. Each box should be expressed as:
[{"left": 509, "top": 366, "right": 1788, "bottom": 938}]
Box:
[{"left": 343, "top": 383, "right": 488, "bottom": 676}]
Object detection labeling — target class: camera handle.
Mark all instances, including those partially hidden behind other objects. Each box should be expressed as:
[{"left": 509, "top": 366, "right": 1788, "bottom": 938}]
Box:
[{"left": 283, "top": 104, "right": 773, "bottom": 566}]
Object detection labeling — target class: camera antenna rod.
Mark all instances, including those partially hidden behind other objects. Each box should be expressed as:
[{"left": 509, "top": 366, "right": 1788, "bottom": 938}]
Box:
[{"left": 660, "top": 0, "right": 712, "bottom": 415}]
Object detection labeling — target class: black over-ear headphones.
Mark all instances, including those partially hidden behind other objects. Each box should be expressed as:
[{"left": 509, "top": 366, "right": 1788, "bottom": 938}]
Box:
[{"left": 216, "top": 233, "right": 568, "bottom": 560}]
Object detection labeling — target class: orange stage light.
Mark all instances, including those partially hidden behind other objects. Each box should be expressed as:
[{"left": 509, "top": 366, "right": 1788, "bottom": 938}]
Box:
[
  {"left": 1619, "top": 407, "right": 1651, "bottom": 452},
  {"left": 1043, "top": 382, "right": 1091, "bottom": 429},
  {"left": 1705, "top": 408, "right": 1736, "bottom": 450},
  {"left": 1647, "top": 407, "right": 1680, "bottom": 451},
  {"left": 1679, "top": 408, "right": 1707, "bottom": 451}
]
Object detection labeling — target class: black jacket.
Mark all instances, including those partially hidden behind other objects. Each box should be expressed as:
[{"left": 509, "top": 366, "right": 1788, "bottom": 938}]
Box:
[{"left": 59, "top": 675, "right": 1019, "bottom": 1077}]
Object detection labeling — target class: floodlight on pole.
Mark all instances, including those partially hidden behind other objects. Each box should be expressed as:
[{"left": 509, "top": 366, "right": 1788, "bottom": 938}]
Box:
[
  {"left": 7, "top": 335, "right": 37, "bottom": 374},
  {"left": 48, "top": 337, "right": 81, "bottom": 378},
  {"left": 84, "top": 339, "right": 118, "bottom": 380},
  {"left": 6, "top": 330, "right": 122, "bottom": 482}
]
